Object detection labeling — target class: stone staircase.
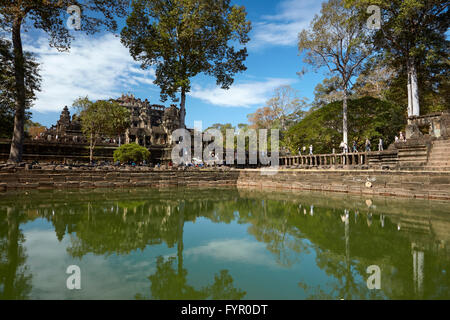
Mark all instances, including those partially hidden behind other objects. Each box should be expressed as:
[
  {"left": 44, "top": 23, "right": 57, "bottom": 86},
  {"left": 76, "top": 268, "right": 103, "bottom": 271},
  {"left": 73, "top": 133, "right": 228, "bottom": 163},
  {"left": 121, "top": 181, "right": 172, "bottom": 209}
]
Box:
[
  {"left": 397, "top": 144, "right": 429, "bottom": 167},
  {"left": 426, "top": 139, "right": 450, "bottom": 171},
  {"left": 368, "top": 150, "right": 398, "bottom": 169}
]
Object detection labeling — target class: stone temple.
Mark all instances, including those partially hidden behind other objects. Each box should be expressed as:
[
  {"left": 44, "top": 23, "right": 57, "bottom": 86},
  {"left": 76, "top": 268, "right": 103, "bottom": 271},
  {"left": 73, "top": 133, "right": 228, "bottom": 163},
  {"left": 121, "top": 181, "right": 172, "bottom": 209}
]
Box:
[
  {"left": 117, "top": 94, "right": 180, "bottom": 147},
  {"left": 42, "top": 94, "right": 181, "bottom": 149}
]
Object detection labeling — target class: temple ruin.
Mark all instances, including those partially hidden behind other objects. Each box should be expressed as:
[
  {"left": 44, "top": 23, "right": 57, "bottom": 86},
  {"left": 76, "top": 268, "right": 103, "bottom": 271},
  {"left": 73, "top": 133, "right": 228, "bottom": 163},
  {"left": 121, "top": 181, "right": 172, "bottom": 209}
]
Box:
[{"left": 41, "top": 94, "right": 181, "bottom": 149}]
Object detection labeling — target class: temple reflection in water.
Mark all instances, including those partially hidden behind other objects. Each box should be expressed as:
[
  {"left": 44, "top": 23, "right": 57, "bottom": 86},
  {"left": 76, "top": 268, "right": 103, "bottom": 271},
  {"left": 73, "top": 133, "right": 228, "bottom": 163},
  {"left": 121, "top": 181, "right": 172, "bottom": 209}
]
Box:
[{"left": 0, "top": 188, "right": 449, "bottom": 299}]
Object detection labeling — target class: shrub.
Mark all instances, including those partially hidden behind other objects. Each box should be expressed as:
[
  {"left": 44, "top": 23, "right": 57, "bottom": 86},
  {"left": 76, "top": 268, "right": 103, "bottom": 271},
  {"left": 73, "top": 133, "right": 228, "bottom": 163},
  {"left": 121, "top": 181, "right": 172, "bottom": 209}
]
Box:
[
  {"left": 284, "top": 97, "right": 406, "bottom": 154},
  {"left": 113, "top": 143, "right": 150, "bottom": 164}
]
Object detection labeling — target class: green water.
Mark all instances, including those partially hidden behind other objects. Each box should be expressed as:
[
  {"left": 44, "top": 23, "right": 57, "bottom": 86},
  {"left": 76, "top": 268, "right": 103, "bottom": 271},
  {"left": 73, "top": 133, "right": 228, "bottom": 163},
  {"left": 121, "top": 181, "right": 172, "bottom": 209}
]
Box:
[{"left": 0, "top": 187, "right": 449, "bottom": 300}]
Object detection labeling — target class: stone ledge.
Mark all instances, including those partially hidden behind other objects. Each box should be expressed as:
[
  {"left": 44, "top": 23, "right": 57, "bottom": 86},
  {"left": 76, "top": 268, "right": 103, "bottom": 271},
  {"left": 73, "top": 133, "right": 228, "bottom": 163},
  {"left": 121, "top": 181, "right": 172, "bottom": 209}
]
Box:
[{"left": 0, "top": 168, "right": 448, "bottom": 201}]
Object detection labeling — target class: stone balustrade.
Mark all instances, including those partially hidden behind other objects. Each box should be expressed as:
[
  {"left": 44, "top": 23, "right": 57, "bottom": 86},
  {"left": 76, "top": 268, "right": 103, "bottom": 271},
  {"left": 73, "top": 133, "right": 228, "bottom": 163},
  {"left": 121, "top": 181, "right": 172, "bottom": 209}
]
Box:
[{"left": 280, "top": 152, "right": 369, "bottom": 167}]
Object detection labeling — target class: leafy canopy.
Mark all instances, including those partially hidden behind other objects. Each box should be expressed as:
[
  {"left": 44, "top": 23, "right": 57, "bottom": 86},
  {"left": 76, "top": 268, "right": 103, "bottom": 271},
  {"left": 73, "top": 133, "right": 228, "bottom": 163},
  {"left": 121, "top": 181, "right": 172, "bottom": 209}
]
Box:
[
  {"left": 345, "top": 0, "right": 449, "bottom": 69},
  {"left": 0, "top": 39, "right": 40, "bottom": 138},
  {"left": 120, "top": 0, "right": 251, "bottom": 102},
  {"left": 345, "top": 0, "right": 449, "bottom": 114},
  {"left": 0, "top": 1, "right": 130, "bottom": 51},
  {"left": 284, "top": 97, "right": 406, "bottom": 154},
  {"left": 73, "top": 97, "right": 130, "bottom": 140},
  {"left": 298, "top": 0, "right": 372, "bottom": 90},
  {"left": 113, "top": 143, "right": 151, "bottom": 163}
]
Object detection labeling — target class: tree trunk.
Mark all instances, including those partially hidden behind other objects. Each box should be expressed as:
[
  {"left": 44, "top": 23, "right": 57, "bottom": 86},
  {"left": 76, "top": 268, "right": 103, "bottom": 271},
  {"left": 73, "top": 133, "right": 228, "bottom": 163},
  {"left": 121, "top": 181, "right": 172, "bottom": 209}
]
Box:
[
  {"left": 410, "top": 60, "right": 420, "bottom": 116},
  {"left": 179, "top": 88, "right": 186, "bottom": 128},
  {"left": 407, "top": 75, "right": 413, "bottom": 117},
  {"left": 342, "top": 86, "right": 348, "bottom": 145},
  {"left": 90, "top": 132, "right": 94, "bottom": 163},
  {"left": 8, "top": 18, "right": 26, "bottom": 164},
  {"left": 407, "top": 57, "right": 420, "bottom": 117}
]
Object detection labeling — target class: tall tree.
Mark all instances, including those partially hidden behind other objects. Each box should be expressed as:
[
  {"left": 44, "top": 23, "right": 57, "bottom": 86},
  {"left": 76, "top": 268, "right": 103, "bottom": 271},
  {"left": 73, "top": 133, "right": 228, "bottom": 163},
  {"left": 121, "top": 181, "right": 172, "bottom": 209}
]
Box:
[
  {"left": 264, "top": 85, "right": 307, "bottom": 132},
  {"left": 346, "top": 0, "right": 449, "bottom": 116},
  {"left": 0, "top": 0, "right": 129, "bottom": 163},
  {"left": 120, "top": 0, "right": 251, "bottom": 128},
  {"left": 298, "top": 0, "right": 372, "bottom": 145},
  {"left": 352, "top": 57, "right": 394, "bottom": 100},
  {"left": 109, "top": 103, "right": 131, "bottom": 146},
  {"left": 284, "top": 97, "right": 405, "bottom": 154},
  {"left": 247, "top": 85, "right": 306, "bottom": 131},
  {"left": 73, "top": 97, "right": 130, "bottom": 163},
  {"left": 0, "top": 39, "right": 40, "bottom": 139},
  {"left": 311, "top": 76, "right": 343, "bottom": 110}
]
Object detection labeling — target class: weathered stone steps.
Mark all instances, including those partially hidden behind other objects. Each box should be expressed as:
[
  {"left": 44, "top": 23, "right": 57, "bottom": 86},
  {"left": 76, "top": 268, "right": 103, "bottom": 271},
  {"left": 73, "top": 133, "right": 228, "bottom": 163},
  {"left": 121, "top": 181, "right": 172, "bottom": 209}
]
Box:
[{"left": 426, "top": 140, "right": 450, "bottom": 170}]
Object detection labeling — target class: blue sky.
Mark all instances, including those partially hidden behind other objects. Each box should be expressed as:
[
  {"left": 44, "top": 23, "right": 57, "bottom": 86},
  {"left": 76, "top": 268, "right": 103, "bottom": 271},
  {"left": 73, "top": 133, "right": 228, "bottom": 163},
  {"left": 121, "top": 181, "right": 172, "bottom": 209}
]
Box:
[{"left": 23, "top": 0, "right": 326, "bottom": 129}]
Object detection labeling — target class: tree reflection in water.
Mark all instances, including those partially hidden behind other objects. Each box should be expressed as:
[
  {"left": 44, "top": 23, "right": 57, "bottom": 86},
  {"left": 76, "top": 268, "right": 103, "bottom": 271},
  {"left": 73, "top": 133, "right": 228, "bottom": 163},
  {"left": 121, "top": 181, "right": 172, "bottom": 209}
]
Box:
[
  {"left": 0, "top": 206, "right": 32, "bottom": 300},
  {"left": 0, "top": 187, "right": 449, "bottom": 299}
]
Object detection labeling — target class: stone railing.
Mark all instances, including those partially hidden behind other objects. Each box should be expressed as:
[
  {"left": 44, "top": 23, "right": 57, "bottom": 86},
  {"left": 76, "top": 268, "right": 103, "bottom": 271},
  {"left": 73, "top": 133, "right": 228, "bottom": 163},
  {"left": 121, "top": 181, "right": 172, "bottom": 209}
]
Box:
[
  {"left": 280, "top": 152, "right": 369, "bottom": 167},
  {"left": 406, "top": 111, "right": 450, "bottom": 139}
]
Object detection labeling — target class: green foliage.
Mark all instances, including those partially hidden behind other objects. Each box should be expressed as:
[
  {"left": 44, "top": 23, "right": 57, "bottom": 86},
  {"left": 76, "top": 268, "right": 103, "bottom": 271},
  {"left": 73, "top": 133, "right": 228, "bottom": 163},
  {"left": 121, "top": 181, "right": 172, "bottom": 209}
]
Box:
[
  {"left": 384, "top": 67, "right": 450, "bottom": 114},
  {"left": 345, "top": 0, "right": 448, "bottom": 69},
  {"left": 204, "top": 122, "right": 279, "bottom": 152},
  {"left": 1, "top": 0, "right": 129, "bottom": 162},
  {"left": 0, "top": 39, "right": 40, "bottom": 138},
  {"left": 74, "top": 97, "right": 130, "bottom": 139},
  {"left": 311, "top": 76, "right": 343, "bottom": 110},
  {"left": 205, "top": 123, "right": 235, "bottom": 138},
  {"left": 73, "top": 96, "right": 130, "bottom": 162},
  {"left": 1, "top": 1, "right": 130, "bottom": 49},
  {"left": 298, "top": 0, "right": 371, "bottom": 87},
  {"left": 108, "top": 101, "right": 131, "bottom": 139},
  {"left": 120, "top": 0, "right": 252, "bottom": 126},
  {"left": 113, "top": 143, "right": 150, "bottom": 164},
  {"left": 284, "top": 97, "right": 406, "bottom": 154},
  {"left": 139, "top": 256, "right": 245, "bottom": 300},
  {"left": 298, "top": 0, "right": 373, "bottom": 143},
  {"left": 345, "top": 0, "right": 449, "bottom": 114}
]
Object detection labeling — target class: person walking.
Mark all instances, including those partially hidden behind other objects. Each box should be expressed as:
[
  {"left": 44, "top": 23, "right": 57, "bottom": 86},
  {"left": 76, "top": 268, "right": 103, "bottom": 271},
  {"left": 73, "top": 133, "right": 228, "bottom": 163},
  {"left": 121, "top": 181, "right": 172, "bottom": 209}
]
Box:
[
  {"left": 365, "top": 138, "right": 371, "bottom": 152},
  {"left": 309, "top": 145, "right": 313, "bottom": 155},
  {"left": 352, "top": 141, "right": 358, "bottom": 153},
  {"left": 378, "top": 138, "right": 383, "bottom": 151},
  {"left": 339, "top": 141, "right": 348, "bottom": 154}
]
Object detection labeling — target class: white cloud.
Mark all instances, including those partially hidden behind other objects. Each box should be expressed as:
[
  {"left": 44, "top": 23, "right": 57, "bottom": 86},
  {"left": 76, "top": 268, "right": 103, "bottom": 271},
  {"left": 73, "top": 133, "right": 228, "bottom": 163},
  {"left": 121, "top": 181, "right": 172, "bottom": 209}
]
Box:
[
  {"left": 24, "top": 34, "right": 156, "bottom": 112},
  {"left": 184, "top": 238, "right": 280, "bottom": 268},
  {"left": 250, "top": 0, "right": 322, "bottom": 49},
  {"left": 189, "top": 78, "right": 295, "bottom": 108}
]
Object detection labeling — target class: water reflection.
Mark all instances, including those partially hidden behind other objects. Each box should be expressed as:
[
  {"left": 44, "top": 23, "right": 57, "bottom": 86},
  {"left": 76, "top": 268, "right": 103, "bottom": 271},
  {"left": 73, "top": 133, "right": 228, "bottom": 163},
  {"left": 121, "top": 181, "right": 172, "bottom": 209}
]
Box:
[
  {"left": 0, "top": 207, "right": 32, "bottom": 299},
  {"left": 0, "top": 187, "right": 449, "bottom": 300}
]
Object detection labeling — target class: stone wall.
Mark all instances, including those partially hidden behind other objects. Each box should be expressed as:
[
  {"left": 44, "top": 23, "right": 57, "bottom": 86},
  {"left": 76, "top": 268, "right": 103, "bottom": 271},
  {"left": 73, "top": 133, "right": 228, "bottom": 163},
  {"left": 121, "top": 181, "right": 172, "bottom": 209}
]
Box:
[
  {"left": 237, "top": 169, "right": 450, "bottom": 200},
  {"left": 0, "top": 139, "right": 172, "bottom": 164},
  {"left": 0, "top": 168, "right": 239, "bottom": 190},
  {"left": 0, "top": 167, "right": 449, "bottom": 200},
  {"left": 0, "top": 139, "right": 114, "bottom": 163}
]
